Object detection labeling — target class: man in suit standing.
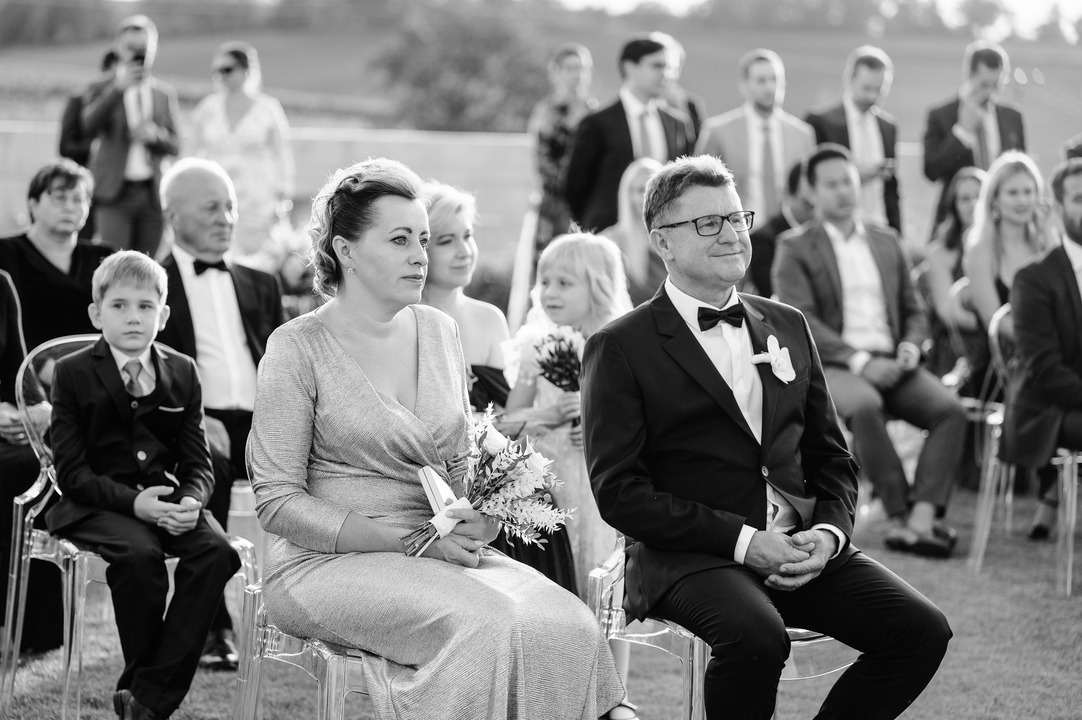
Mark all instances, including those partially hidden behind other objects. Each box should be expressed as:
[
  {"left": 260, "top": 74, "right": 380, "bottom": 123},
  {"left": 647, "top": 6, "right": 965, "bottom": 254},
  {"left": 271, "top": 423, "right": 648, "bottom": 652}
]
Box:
[
  {"left": 1002, "top": 159, "right": 1082, "bottom": 531},
  {"left": 652, "top": 32, "right": 708, "bottom": 147},
  {"left": 923, "top": 40, "right": 1025, "bottom": 225},
  {"left": 805, "top": 46, "right": 901, "bottom": 234},
  {"left": 696, "top": 49, "right": 815, "bottom": 222},
  {"left": 742, "top": 161, "right": 816, "bottom": 299},
  {"left": 582, "top": 154, "right": 950, "bottom": 720},
  {"left": 81, "top": 15, "right": 179, "bottom": 256},
  {"left": 156, "top": 158, "right": 284, "bottom": 670},
  {"left": 565, "top": 35, "right": 693, "bottom": 232},
  {"left": 774, "top": 145, "right": 966, "bottom": 558}
]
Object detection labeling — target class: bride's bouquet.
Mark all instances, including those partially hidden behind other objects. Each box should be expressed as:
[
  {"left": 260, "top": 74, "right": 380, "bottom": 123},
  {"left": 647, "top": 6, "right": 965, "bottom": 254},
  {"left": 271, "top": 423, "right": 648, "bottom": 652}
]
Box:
[
  {"left": 402, "top": 408, "right": 572, "bottom": 557},
  {"left": 533, "top": 326, "right": 586, "bottom": 426}
]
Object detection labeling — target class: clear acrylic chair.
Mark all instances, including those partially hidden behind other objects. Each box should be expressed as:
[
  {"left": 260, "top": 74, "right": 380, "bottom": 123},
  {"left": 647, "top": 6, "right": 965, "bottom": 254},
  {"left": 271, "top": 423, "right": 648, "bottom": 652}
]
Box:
[
  {"left": 968, "top": 304, "right": 1017, "bottom": 572},
  {"left": 232, "top": 581, "right": 369, "bottom": 720},
  {"left": 1052, "top": 449, "right": 1080, "bottom": 596},
  {"left": 588, "top": 536, "right": 858, "bottom": 720},
  {"left": 0, "top": 335, "right": 258, "bottom": 719}
]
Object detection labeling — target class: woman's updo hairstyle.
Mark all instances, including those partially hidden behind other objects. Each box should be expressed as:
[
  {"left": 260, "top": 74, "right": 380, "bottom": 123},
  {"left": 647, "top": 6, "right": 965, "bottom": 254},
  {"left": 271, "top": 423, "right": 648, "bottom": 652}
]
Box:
[{"left": 308, "top": 158, "right": 425, "bottom": 299}]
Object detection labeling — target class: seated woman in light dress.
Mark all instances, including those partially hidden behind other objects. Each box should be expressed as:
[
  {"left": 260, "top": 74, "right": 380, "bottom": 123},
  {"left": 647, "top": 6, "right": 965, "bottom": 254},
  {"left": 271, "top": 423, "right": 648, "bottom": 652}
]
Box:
[
  {"left": 601, "top": 158, "right": 664, "bottom": 306},
  {"left": 419, "top": 181, "right": 578, "bottom": 594},
  {"left": 248, "top": 159, "right": 626, "bottom": 720},
  {"left": 190, "top": 41, "right": 296, "bottom": 270}
]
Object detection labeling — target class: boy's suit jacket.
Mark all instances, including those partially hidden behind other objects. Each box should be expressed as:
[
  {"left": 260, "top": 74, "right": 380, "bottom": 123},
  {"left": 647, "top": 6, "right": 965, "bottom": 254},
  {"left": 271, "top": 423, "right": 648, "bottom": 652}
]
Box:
[
  {"left": 47, "top": 337, "right": 213, "bottom": 533},
  {"left": 80, "top": 77, "right": 180, "bottom": 204},
  {"left": 1002, "top": 244, "right": 1082, "bottom": 467},
  {"left": 156, "top": 253, "right": 284, "bottom": 366},
  {"left": 565, "top": 99, "right": 693, "bottom": 232},
  {"left": 771, "top": 220, "right": 927, "bottom": 368},
  {"left": 804, "top": 103, "right": 902, "bottom": 233},
  {"left": 582, "top": 289, "right": 858, "bottom": 621}
]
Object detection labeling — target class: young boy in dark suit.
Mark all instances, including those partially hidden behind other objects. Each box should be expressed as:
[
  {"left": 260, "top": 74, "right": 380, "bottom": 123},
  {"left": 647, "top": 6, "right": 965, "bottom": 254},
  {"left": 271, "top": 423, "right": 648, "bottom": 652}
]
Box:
[{"left": 47, "top": 251, "right": 240, "bottom": 720}]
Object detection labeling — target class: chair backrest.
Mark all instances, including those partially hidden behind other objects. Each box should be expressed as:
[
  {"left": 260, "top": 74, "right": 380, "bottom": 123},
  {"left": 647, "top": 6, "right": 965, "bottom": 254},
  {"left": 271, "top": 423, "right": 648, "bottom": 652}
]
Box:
[
  {"left": 15, "top": 334, "right": 100, "bottom": 472},
  {"left": 987, "top": 304, "right": 1013, "bottom": 390}
]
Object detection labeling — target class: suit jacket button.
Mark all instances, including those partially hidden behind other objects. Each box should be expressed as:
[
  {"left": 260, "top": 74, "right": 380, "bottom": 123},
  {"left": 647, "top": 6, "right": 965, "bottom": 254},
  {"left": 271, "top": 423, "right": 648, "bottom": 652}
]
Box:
[
  {"left": 130, "top": 400, "right": 139, "bottom": 409},
  {"left": 761, "top": 466, "right": 769, "bottom": 477},
  {"left": 137, "top": 450, "right": 147, "bottom": 461}
]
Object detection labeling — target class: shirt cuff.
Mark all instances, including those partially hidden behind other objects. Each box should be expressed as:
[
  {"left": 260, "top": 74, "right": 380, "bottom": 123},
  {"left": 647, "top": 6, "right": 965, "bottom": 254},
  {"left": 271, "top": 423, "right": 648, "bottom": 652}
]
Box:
[
  {"left": 847, "top": 350, "right": 872, "bottom": 376},
  {"left": 810, "top": 523, "right": 848, "bottom": 560},
  {"left": 734, "top": 524, "right": 757, "bottom": 564},
  {"left": 951, "top": 124, "right": 975, "bottom": 148}
]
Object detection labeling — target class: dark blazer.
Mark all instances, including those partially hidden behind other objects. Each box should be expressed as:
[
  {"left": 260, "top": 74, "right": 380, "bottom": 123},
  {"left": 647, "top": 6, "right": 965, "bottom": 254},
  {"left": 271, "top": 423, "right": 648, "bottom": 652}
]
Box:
[
  {"left": 0, "top": 269, "right": 24, "bottom": 403},
  {"left": 58, "top": 94, "right": 93, "bottom": 168},
  {"left": 156, "top": 253, "right": 284, "bottom": 366},
  {"left": 80, "top": 77, "right": 180, "bottom": 204},
  {"left": 47, "top": 338, "right": 214, "bottom": 533},
  {"left": 565, "top": 99, "right": 693, "bottom": 232},
  {"left": 804, "top": 103, "right": 901, "bottom": 234},
  {"left": 582, "top": 289, "right": 858, "bottom": 621},
  {"left": 744, "top": 212, "right": 795, "bottom": 299},
  {"left": 1002, "top": 244, "right": 1082, "bottom": 467},
  {"left": 922, "top": 97, "right": 1025, "bottom": 223},
  {"left": 772, "top": 220, "right": 927, "bottom": 368}
]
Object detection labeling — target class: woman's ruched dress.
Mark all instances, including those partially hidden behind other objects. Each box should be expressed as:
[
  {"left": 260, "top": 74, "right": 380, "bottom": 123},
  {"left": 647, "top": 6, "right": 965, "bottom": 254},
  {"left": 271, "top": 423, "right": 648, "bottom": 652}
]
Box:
[{"left": 248, "top": 308, "right": 623, "bottom": 720}]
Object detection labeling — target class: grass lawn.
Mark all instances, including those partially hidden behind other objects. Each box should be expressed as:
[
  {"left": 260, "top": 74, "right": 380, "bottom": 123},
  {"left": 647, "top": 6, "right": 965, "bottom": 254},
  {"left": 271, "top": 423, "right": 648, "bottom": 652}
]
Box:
[{"left": 6, "top": 484, "right": 1081, "bottom": 719}]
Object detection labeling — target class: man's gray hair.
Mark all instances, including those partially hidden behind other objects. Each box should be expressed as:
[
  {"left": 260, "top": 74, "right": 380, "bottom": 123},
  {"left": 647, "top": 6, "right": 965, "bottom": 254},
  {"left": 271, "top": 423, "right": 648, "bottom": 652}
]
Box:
[
  {"left": 643, "top": 155, "right": 735, "bottom": 231},
  {"left": 159, "top": 157, "right": 235, "bottom": 210}
]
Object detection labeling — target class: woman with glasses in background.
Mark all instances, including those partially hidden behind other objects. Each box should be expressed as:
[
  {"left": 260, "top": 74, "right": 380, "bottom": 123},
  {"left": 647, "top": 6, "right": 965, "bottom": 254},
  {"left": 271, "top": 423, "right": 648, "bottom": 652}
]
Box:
[{"left": 190, "top": 41, "right": 296, "bottom": 272}]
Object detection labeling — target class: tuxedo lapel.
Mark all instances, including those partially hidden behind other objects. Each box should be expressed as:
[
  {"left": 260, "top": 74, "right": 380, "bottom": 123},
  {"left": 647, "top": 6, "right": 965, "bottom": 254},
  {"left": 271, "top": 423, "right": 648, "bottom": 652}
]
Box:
[
  {"left": 162, "top": 255, "right": 197, "bottom": 358},
  {"left": 809, "top": 225, "right": 844, "bottom": 308},
  {"left": 227, "top": 265, "right": 263, "bottom": 365},
  {"left": 865, "top": 231, "right": 900, "bottom": 338},
  {"left": 743, "top": 301, "right": 780, "bottom": 452},
  {"left": 91, "top": 337, "right": 132, "bottom": 421},
  {"left": 660, "top": 110, "right": 680, "bottom": 159},
  {"left": 652, "top": 290, "right": 757, "bottom": 441}
]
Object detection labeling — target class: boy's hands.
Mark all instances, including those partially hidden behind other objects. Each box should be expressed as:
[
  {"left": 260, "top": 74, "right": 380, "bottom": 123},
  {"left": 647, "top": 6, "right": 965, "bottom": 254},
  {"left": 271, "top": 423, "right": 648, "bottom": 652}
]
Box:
[{"left": 134, "top": 487, "right": 202, "bottom": 535}]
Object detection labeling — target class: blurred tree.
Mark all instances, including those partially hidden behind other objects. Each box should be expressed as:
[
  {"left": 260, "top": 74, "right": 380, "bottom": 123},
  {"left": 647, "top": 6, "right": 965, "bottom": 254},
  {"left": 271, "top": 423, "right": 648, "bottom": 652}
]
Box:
[
  {"left": 374, "top": 2, "right": 548, "bottom": 132},
  {"left": 956, "top": 0, "right": 1009, "bottom": 33},
  {"left": 1034, "top": 3, "right": 1072, "bottom": 44},
  {"left": 886, "top": 0, "right": 951, "bottom": 35}
]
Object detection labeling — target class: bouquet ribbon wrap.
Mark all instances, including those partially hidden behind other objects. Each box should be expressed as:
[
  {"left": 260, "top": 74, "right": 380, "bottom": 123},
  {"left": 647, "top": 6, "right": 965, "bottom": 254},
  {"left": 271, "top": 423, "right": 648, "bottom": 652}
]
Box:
[{"left": 429, "top": 496, "right": 474, "bottom": 537}]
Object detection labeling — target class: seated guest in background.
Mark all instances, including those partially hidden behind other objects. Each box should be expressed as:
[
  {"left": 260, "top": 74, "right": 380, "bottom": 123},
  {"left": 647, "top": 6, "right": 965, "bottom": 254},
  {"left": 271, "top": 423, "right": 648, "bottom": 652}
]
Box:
[
  {"left": 1002, "top": 159, "right": 1082, "bottom": 539},
  {"left": 742, "top": 160, "right": 815, "bottom": 298},
  {"left": 419, "top": 181, "right": 579, "bottom": 598},
  {"left": 696, "top": 49, "right": 814, "bottom": 222},
  {"left": 774, "top": 145, "right": 967, "bottom": 558},
  {"left": 0, "top": 160, "right": 115, "bottom": 351},
  {"left": 583, "top": 153, "right": 950, "bottom": 720},
  {"left": 923, "top": 40, "right": 1025, "bottom": 225},
  {"left": 154, "top": 158, "right": 284, "bottom": 671},
  {"left": 601, "top": 157, "right": 663, "bottom": 305},
  {"left": 652, "top": 32, "right": 707, "bottom": 146},
  {"left": 529, "top": 43, "right": 598, "bottom": 253},
  {"left": 248, "top": 158, "right": 626, "bottom": 720},
  {"left": 920, "top": 167, "right": 987, "bottom": 391},
  {"left": 59, "top": 49, "right": 117, "bottom": 240},
  {"left": 190, "top": 41, "right": 295, "bottom": 271},
  {"left": 961, "top": 151, "right": 1056, "bottom": 342},
  {"left": 0, "top": 269, "right": 63, "bottom": 654},
  {"left": 805, "top": 46, "right": 901, "bottom": 234},
  {"left": 82, "top": 14, "right": 179, "bottom": 255},
  {"left": 48, "top": 250, "right": 240, "bottom": 720},
  {"left": 565, "top": 35, "right": 693, "bottom": 232}
]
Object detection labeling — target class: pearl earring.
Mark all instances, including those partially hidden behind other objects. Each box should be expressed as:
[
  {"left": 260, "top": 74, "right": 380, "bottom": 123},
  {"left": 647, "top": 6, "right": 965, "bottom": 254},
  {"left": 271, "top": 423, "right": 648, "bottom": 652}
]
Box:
[{"left": 346, "top": 265, "right": 356, "bottom": 275}]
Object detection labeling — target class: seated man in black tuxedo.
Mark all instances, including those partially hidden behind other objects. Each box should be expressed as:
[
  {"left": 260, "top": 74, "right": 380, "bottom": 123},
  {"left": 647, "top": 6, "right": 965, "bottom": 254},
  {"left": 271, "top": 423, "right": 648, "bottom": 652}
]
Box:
[
  {"left": 1003, "top": 158, "right": 1082, "bottom": 538},
  {"left": 155, "top": 158, "right": 284, "bottom": 670},
  {"left": 582, "top": 154, "right": 950, "bottom": 720},
  {"left": 774, "top": 145, "right": 967, "bottom": 558},
  {"left": 742, "top": 160, "right": 815, "bottom": 298}
]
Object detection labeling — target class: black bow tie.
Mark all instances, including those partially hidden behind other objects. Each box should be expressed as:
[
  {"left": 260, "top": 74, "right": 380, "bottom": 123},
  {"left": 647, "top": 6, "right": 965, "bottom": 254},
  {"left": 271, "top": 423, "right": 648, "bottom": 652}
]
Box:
[
  {"left": 698, "top": 303, "right": 745, "bottom": 331},
  {"left": 192, "top": 259, "right": 228, "bottom": 276}
]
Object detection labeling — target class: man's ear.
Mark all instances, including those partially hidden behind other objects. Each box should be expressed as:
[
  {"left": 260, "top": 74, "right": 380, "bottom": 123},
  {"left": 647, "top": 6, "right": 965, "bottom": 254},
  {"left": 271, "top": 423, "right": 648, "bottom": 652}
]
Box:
[
  {"left": 650, "top": 229, "right": 672, "bottom": 261},
  {"left": 88, "top": 302, "right": 103, "bottom": 330}
]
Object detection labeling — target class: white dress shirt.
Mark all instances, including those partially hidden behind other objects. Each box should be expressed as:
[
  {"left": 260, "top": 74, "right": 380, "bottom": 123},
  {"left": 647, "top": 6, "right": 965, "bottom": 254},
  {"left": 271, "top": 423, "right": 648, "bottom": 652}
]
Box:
[
  {"left": 665, "top": 280, "right": 849, "bottom": 564},
  {"left": 843, "top": 97, "right": 888, "bottom": 228},
  {"left": 172, "top": 245, "right": 258, "bottom": 411},
  {"left": 743, "top": 105, "right": 785, "bottom": 217},
  {"left": 111, "top": 345, "right": 156, "bottom": 397},
  {"left": 122, "top": 81, "right": 154, "bottom": 181},
  {"left": 620, "top": 87, "right": 667, "bottom": 163},
  {"left": 824, "top": 221, "right": 895, "bottom": 375}
]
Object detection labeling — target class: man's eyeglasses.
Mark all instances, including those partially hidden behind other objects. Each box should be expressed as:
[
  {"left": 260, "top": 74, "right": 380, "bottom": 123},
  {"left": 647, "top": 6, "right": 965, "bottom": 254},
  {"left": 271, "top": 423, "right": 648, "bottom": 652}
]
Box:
[
  {"left": 214, "top": 66, "right": 238, "bottom": 76},
  {"left": 655, "top": 211, "right": 755, "bottom": 236}
]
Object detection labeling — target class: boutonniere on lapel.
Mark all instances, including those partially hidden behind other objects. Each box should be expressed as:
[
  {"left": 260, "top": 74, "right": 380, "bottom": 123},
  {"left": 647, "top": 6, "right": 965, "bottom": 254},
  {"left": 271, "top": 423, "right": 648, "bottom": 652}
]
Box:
[{"left": 751, "top": 335, "right": 796, "bottom": 383}]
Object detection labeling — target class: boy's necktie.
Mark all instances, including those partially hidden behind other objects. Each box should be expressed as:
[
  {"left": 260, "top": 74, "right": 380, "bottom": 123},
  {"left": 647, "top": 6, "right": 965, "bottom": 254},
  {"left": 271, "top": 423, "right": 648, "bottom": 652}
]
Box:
[{"left": 124, "top": 359, "right": 146, "bottom": 397}]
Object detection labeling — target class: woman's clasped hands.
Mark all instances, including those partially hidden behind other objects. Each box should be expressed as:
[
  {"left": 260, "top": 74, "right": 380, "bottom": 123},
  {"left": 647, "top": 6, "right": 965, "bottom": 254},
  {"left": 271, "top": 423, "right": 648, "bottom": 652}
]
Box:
[{"left": 420, "top": 505, "right": 500, "bottom": 568}]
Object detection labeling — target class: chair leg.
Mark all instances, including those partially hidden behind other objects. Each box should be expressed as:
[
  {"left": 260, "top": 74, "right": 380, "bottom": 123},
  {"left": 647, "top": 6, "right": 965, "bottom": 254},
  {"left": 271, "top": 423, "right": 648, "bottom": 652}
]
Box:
[
  {"left": 320, "top": 658, "right": 348, "bottom": 720},
  {"left": 232, "top": 588, "right": 264, "bottom": 720},
  {"left": 689, "top": 638, "right": 709, "bottom": 720},
  {"left": 0, "top": 520, "right": 35, "bottom": 711},
  {"left": 58, "top": 553, "right": 90, "bottom": 720},
  {"left": 1056, "top": 457, "right": 1079, "bottom": 596},
  {"left": 968, "top": 428, "right": 1001, "bottom": 572}
]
